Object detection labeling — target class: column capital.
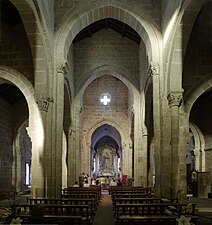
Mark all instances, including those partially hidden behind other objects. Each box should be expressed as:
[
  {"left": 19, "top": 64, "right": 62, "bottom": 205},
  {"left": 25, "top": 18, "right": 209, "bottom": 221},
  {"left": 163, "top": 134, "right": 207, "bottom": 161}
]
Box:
[
  {"left": 57, "top": 61, "right": 69, "bottom": 75},
  {"left": 148, "top": 62, "right": 159, "bottom": 76},
  {"left": 37, "top": 96, "right": 54, "bottom": 112},
  {"left": 167, "top": 92, "right": 183, "bottom": 108}
]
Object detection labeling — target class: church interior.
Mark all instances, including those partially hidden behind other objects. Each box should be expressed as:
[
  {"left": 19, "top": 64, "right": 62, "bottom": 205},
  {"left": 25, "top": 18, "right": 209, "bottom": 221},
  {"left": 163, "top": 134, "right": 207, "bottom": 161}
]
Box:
[{"left": 0, "top": 1, "right": 212, "bottom": 221}]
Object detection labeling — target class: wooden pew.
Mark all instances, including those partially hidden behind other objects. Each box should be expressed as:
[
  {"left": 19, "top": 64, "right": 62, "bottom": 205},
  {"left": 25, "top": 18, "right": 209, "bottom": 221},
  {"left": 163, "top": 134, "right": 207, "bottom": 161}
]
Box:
[
  {"left": 112, "top": 198, "right": 178, "bottom": 216},
  {"left": 114, "top": 203, "right": 198, "bottom": 225},
  {"left": 62, "top": 187, "right": 101, "bottom": 201},
  {"left": 61, "top": 193, "right": 99, "bottom": 208},
  {"left": 20, "top": 214, "right": 82, "bottom": 225},
  {"left": 109, "top": 186, "right": 154, "bottom": 195},
  {"left": 111, "top": 192, "right": 154, "bottom": 200},
  {"left": 28, "top": 198, "right": 96, "bottom": 217},
  {"left": 17, "top": 204, "right": 92, "bottom": 225}
]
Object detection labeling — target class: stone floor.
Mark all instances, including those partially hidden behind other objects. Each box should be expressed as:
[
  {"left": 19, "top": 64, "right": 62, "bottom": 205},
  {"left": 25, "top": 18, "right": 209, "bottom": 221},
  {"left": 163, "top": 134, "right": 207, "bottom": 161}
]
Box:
[
  {"left": 93, "top": 192, "right": 115, "bottom": 225},
  {"left": 191, "top": 197, "right": 212, "bottom": 225}
]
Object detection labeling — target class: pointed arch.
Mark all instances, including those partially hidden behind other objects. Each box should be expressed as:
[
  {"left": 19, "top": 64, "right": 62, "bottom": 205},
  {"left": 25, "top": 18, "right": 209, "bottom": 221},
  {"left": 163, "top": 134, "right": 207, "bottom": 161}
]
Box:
[
  {"left": 55, "top": 4, "right": 161, "bottom": 66},
  {"left": 166, "top": 0, "right": 203, "bottom": 94},
  {"left": 0, "top": 66, "right": 44, "bottom": 196},
  {"left": 184, "top": 74, "right": 212, "bottom": 114},
  {"left": 189, "top": 122, "right": 206, "bottom": 172}
]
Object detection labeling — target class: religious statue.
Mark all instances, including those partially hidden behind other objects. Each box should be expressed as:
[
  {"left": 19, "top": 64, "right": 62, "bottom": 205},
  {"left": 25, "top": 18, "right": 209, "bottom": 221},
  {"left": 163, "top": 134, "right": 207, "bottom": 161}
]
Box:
[{"left": 103, "top": 152, "right": 110, "bottom": 169}]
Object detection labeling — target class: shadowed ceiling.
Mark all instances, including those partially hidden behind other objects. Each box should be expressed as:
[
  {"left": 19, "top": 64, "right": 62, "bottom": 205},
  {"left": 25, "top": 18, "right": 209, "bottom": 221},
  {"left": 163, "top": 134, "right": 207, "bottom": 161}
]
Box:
[{"left": 73, "top": 18, "right": 141, "bottom": 44}]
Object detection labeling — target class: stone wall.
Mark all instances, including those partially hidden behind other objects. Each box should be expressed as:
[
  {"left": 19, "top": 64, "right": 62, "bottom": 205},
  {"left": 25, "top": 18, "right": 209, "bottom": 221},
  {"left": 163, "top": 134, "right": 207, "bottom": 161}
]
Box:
[
  {"left": 0, "top": 97, "right": 12, "bottom": 192},
  {"left": 80, "top": 75, "right": 130, "bottom": 173},
  {"left": 73, "top": 29, "right": 139, "bottom": 92},
  {"left": 0, "top": 7, "right": 34, "bottom": 84},
  {"left": 183, "top": 2, "right": 212, "bottom": 96},
  {"left": 161, "top": 0, "right": 182, "bottom": 36}
]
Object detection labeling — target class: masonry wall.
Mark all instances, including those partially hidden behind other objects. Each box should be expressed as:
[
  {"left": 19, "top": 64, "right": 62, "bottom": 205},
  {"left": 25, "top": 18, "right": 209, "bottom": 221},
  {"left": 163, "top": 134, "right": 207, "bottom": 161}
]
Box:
[
  {"left": 81, "top": 75, "right": 129, "bottom": 128},
  {"left": 73, "top": 29, "right": 139, "bottom": 92},
  {"left": 0, "top": 97, "right": 13, "bottom": 193},
  {"left": 161, "top": 0, "right": 182, "bottom": 36},
  {"left": 80, "top": 75, "right": 130, "bottom": 171},
  {"left": 12, "top": 99, "right": 29, "bottom": 133},
  {"left": 183, "top": 2, "right": 212, "bottom": 96},
  {"left": 0, "top": 5, "right": 34, "bottom": 84},
  {"left": 54, "top": 0, "right": 161, "bottom": 30}
]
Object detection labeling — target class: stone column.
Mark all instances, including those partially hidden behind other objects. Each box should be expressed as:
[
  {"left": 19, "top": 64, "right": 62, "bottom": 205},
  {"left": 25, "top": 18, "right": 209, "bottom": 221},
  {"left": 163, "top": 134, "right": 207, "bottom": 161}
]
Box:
[
  {"left": 167, "top": 92, "right": 183, "bottom": 196},
  {"left": 12, "top": 142, "right": 22, "bottom": 193},
  {"left": 52, "top": 63, "right": 67, "bottom": 196},
  {"left": 68, "top": 102, "right": 81, "bottom": 186},
  {"left": 122, "top": 143, "right": 128, "bottom": 177},
  {"left": 133, "top": 100, "right": 142, "bottom": 186},
  {"left": 35, "top": 96, "right": 53, "bottom": 197},
  {"left": 37, "top": 62, "right": 66, "bottom": 197},
  {"left": 148, "top": 62, "right": 161, "bottom": 195}
]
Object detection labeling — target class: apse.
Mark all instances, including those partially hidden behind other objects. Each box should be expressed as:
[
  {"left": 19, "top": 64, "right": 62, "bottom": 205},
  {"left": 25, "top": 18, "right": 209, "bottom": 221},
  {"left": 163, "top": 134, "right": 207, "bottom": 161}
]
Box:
[{"left": 90, "top": 124, "right": 122, "bottom": 178}]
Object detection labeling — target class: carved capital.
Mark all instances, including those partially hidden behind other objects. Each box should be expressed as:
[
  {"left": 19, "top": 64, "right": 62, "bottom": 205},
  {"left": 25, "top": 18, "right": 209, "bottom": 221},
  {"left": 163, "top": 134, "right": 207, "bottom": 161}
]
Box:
[
  {"left": 37, "top": 97, "right": 54, "bottom": 112},
  {"left": 167, "top": 92, "right": 183, "bottom": 108},
  {"left": 148, "top": 62, "right": 159, "bottom": 76},
  {"left": 57, "top": 61, "right": 69, "bottom": 75}
]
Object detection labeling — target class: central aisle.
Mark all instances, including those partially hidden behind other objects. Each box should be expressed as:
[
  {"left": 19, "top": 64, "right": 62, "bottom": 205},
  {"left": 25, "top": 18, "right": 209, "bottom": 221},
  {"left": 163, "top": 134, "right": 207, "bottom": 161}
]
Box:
[{"left": 92, "top": 191, "right": 115, "bottom": 225}]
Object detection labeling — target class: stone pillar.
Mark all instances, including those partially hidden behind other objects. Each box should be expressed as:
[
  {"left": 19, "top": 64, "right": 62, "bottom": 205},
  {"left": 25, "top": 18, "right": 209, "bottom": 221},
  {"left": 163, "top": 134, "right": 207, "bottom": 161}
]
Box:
[
  {"left": 68, "top": 102, "right": 81, "bottom": 186},
  {"left": 148, "top": 62, "right": 161, "bottom": 195},
  {"left": 34, "top": 96, "right": 54, "bottom": 198},
  {"left": 27, "top": 119, "right": 46, "bottom": 197},
  {"left": 12, "top": 142, "right": 22, "bottom": 193},
  {"left": 167, "top": 92, "right": 184, "bottom": 196},
  {"left": 121, "top": 143, "right": 129, "bottom": 175},
  {"left": 51, "top": 63, "right": 66, "bottom": 196},
  {"left": 133, "top": 99, "right": 143, "bottom": 186},
  {"left": 37, "top": 62, "right": 66, "bottom": 197}
]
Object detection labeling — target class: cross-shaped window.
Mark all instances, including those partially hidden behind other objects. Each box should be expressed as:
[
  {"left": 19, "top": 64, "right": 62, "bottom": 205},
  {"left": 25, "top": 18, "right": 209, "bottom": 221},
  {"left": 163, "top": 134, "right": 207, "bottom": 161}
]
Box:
[{"left": 100, "top": 93, "right": 111, "bottom": 105}]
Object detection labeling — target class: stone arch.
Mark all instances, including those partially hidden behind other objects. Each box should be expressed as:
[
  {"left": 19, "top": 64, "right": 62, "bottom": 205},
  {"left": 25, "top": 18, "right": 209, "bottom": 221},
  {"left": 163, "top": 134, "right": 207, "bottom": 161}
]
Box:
[
  {"left": 0, "top": 66, "right": 44, "bottom": 196},
  {"left": 10, "top": 0, "right": 51, "bottom": 94},
  {"left": 86, "top": 119, "right": 128, "bottom": 145},
  {"left": 0, "top": 66, "right": 39, "bottom": 125},
  {"left": 75, "top": 65, "right": 140, "bottom": 110},
  {"left": 166, "top": 0, "right": 203, "bottom": 94},
  {"left": 83, "top": 118, "right": 132, "bottom": 176},
  {"left": 189, "top": 122, "right": 205, "bottom": 172},
  {"left": 184, "top": 74, "right": 212, "bottom": 114},
  {"left": 55, "top": 3, "right": 161, "bottom": 65},
  {"left": 13, "top": 119, "right": 31, "bottom": 192}
]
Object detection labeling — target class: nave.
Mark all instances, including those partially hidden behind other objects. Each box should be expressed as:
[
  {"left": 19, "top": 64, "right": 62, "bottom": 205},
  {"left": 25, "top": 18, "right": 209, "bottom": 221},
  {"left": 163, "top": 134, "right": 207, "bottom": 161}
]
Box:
[{"left": 1, "top": 186, "right": 212, "bottom": 225}]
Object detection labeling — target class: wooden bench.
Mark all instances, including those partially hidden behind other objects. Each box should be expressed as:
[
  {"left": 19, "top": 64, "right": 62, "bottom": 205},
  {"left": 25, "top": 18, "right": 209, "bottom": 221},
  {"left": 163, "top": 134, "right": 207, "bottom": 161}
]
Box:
[
  {"left": 62, "top": 187, "right": 101, "bottom": 201},
  {"left": 109, "top": 186, "right": 154, "bottom": 195},
  {"left": 20, "top": 214, "right": 82, "bottom": 225},
  {"left": 17, "top": 204, "right": 92, "bottom": 225},
  {"left": 28, "top": 198, "right": 96, "bottom": 217},
  {"left": 112, "top": 192, "right": 154, "bottom": 200},
  {"left": 61, "top": 193, "right": 99, "bottom": 206},
  {"left": 112, "top": 198, "right": 178, "bottom": 215},
  {"left": 114, "top": 203, "right": 198, "bottom": 225}
]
